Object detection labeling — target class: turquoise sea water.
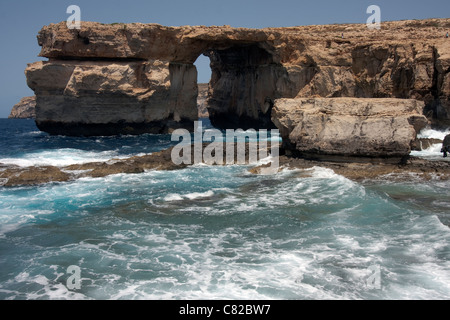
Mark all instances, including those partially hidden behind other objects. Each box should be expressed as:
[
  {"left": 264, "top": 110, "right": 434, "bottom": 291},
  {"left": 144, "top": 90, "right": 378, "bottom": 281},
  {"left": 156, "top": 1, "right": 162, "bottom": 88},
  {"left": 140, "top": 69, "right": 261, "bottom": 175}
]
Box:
[{"left": 0, "top": 119, "right": 449, "bottom": 300}]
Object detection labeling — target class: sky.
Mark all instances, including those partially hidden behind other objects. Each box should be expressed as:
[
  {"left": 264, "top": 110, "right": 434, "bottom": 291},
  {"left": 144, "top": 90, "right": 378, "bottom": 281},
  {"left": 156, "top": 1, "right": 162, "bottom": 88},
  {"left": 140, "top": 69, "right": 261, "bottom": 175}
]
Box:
[{"left": 0, "top": 0, "right": 449, "bottom": 118}]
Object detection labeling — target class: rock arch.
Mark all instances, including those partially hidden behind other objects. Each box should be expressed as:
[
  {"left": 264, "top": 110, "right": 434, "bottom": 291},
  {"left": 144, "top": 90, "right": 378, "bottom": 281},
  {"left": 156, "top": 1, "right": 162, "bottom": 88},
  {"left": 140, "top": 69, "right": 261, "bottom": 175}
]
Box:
[
  {"left": 197, "top": 43, "right": 293, "bottom": 130},
  {"left": 25, "top": 20, "right": 450, "bottom": 136}
]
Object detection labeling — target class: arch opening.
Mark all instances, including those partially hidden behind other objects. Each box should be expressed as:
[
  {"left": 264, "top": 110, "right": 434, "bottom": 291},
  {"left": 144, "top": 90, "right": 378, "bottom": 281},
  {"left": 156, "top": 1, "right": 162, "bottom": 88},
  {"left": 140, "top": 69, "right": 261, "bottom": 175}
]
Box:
[
  {"left": 191, "top": 43, "right": 290, "bottom": 130},
  {"left": 194, "top": 54, "right": 212, "bottom": 120}
]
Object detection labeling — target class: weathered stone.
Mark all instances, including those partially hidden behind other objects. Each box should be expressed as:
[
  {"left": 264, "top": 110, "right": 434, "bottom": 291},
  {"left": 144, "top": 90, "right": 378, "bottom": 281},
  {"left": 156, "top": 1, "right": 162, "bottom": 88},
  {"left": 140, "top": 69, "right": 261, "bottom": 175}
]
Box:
[
  {"left": 412, "top": 138, "right": 443, "bottom": 151},
  {"left": 0, "top": 142, "right": 273, "bottom": 187},
  {"left": 1, "top": 143, "right": 449, "bottom": 187},
  {"left": 0, "top": 166, "right": 70, "bottom": 187},
  {"left": 26, "top": 59, "right": 197, "bottom": 136},
  {"left": 8, "top": 87, "right": 210, "bottom": 121},
  {"left": 252, "top": 155, "right": 450, "bottom": 181},
  {"left": 9, "top": 96, "right": 36, "bottom": 119},
  {"left": 443, "top": 134, "right": 450, "bottom": 146},
  {"left": 25, "top": 19, "right": 450, "bottom": 136},
  {"left": 434, "top": 43, "right": 450, "bottom": 124},
  {"left": 271, "top": 98, "right": 428, "bottom": 161},
  {"left": 441, "top": 134, "right": 450, "bottom": 157},
  {"left": 197, "top": 83, "right": 210, "bottom": 118}
]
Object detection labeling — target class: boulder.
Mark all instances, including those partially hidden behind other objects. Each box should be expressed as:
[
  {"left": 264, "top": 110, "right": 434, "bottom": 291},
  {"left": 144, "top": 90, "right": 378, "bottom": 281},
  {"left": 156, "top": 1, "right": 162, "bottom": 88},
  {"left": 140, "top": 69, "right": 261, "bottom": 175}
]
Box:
[
  {"left": 441, "top": 134, "right": 450, "bottom": 157},
  {"left": 271, "top": 98, "right": 428, "bottom": 161},
  {"left": 0, "top": 166, "right": 70, "bottom": 187}
]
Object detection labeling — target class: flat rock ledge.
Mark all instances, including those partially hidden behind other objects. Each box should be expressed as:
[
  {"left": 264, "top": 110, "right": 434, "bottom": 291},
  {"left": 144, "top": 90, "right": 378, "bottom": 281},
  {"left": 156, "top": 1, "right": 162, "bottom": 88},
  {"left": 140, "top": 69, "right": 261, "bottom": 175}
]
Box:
[
  {"left": 251, "top": 156, "right": 450, "bottom": 182},
  {"left": 272, "top": 97, "right": 429, "bottom": 161},
  {"left": 1, "top": 144, "right": 449, "bottom": 187}
]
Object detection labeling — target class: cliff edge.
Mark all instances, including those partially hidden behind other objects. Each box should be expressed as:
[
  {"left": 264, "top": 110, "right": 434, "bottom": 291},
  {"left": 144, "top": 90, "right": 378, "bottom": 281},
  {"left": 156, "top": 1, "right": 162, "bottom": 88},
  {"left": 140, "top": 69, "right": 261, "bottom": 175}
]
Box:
[
  {"left": 24, "top": 19, "right": 450, "bottom": 160},
  {"left": 8, "top": 96, "right": 36, "bottom": 119}
]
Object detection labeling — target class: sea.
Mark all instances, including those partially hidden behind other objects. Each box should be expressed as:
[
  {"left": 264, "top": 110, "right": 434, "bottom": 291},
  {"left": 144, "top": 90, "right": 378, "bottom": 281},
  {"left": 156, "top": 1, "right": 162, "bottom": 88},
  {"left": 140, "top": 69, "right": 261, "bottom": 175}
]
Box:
[{"left": 0, "top": 118, "right": 449, "bottom": 300}]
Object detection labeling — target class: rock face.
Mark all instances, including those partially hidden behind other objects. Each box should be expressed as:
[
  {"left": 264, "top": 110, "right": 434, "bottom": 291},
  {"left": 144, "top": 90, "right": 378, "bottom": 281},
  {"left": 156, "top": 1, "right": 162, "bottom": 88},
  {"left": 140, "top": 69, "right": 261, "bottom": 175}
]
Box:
[
  {"left": 9, "top": 96, "right": 36, "bottom": 119},
  {"left": 442, "top": 134, "right": 450, "bottom": 157},
  {"left": 412, "top": 138, "right": 443, "bottom": 151},
  {"left": 27, "top": 59, "right": 198, "bottom": 135},
  {"left": 272, "top": 98, "right": 428, "bottom": 160},
  {"left": 26, "top": 19, "right": 450, "bottom": 136},
  {"left": 197, "top": 83, "right": 210, "bottom": 118},
  {"left": 8, "top": 89, "right": 209, "bottom": 120}
]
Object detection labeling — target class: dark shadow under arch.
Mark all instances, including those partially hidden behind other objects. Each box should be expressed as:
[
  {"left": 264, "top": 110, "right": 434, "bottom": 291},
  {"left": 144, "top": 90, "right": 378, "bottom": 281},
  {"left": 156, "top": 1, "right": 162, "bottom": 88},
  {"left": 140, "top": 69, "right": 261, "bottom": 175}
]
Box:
[{"left": 190, "top": 42, "right": 295, "bottom": 130}]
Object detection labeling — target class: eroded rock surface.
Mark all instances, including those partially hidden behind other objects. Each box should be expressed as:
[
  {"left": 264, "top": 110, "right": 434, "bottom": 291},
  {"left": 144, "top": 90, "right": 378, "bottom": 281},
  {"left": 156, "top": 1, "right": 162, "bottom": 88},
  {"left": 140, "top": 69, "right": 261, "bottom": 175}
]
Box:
[
  {"left": 9, "top": 96, "right": 36, "bottom": 119},
  {"left": 0, "top": 142, "right": 272, "bottom": 187},
  {"left": 197, "top": 83, "right": 210, "bottom": 118},
  {"left": 27, "top": 59, "right": 197, "bottom": 135},
  {"left": 26, "top": 19, "right": 450, "bottom": 136},
  {"left": 1, "top": 143, "right": 449, "bottom": 187},
  {"left": 272, "top": 98, "right": 428, "bottom": 160}
]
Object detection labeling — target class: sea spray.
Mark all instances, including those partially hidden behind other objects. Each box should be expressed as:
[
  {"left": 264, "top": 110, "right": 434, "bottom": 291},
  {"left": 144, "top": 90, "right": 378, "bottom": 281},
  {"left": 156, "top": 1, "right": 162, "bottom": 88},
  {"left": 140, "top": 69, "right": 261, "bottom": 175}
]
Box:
[{"left": 0, "top": 119, "right": 449, "bottom": 300}]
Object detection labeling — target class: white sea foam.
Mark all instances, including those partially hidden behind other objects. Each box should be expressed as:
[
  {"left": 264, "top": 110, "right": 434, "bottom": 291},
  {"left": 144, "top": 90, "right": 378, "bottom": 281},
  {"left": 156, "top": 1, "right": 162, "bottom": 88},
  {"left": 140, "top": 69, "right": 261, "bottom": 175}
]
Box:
[
  {"left": 0, "top": 149, "right": 129, "bottom": 167},
  {"left": 309, "top": 166, "right": 338, "bottom": 179},
  {"left": 1, "top": 136, "right": 450, "bottom": 300},
  {"left": 164, "top": 193, "right": 184, "bottom": 201},
  {"left": 411, "top": 127, "right": 450, "bottom": 159},
  {"left": 0, "top": 208, "right": 54, "bottom": 238},
  {"left": 185, "top": 190, "right": 214, "bottom": 200},
  {"left": 417, "top": 127, "right": 450, "bottom": 140},
  {"left": 1, "top": 270, "right": 87, "bottom": 300},
  {"left": 164, "top": 190, "right": 214, "bottom": 202}
]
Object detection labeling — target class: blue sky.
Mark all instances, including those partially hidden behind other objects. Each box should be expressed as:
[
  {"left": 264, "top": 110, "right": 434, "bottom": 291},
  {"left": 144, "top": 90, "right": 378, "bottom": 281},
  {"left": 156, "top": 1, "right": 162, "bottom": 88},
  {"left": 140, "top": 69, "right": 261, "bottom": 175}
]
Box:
[{"left": 0, "top": 0, "right": 449, "bottom": 118}]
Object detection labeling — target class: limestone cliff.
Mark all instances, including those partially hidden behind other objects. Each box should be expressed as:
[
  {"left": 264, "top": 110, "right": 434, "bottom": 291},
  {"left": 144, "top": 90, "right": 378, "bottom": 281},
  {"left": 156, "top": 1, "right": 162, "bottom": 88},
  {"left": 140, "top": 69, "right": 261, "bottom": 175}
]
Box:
[
  {"left": 9, "top": 96, "right": 36, "bottom": 119},
  {"left": 8, "top": 90, "right": 208, "bottom": 120},
  {"left": 26, "top": 19, "right": 450, "bottom": 136},
  {"left": 197, "top": 83, "right": 210, "bottom": 118},
  {"left": 27, "top": 59, "right": 198, "bottom": 135},
  {"left": 272, "top": 98, "right": 428, "bottom": 160}
]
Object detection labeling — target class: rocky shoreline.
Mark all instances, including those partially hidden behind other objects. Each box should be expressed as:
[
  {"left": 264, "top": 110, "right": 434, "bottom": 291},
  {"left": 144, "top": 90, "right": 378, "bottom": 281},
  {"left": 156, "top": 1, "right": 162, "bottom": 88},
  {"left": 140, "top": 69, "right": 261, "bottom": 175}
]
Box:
[
  {"left": 262, "top": 155, "right": 450, "bottom": 182},
  {"left": 272, "top": 97, "right": 429, "bottom": 159},
  {"left": 1, "top": 143, "right": 449, "bottom": 187}
]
